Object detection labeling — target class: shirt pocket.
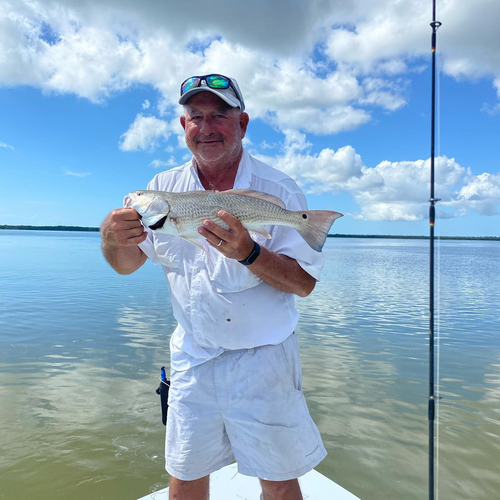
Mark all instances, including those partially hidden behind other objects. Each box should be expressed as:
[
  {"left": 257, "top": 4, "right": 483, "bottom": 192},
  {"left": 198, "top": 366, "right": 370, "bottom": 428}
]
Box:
[
  {"left": 206, "top": 232, "right": 266, "bottom": 294},
  {"left": 153, "top": 234, "right": 190, "bottom": 272}
]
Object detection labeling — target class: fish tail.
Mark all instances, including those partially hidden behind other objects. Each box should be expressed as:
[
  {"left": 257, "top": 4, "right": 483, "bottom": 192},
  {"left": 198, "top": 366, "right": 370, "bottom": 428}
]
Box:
[{"left": 297, "top": 210, "right": 343, "bottom": 252}]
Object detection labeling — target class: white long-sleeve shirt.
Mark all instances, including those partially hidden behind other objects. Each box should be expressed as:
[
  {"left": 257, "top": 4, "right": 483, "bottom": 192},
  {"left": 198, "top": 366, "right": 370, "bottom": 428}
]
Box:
[{"left": 136, "top": 149, "right": 325, "bottom": 371}]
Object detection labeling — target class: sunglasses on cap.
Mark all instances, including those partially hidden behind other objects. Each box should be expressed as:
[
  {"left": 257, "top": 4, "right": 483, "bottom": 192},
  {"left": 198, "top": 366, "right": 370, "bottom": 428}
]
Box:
[{"left": 180, "top": 74, "right": 244, "bottom": 109}]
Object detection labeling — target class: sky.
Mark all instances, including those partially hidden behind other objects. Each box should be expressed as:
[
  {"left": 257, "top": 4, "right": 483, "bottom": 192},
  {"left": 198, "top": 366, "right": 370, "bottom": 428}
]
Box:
[{"left": 0, "top": 0, "right": 499, "bottom": 236}]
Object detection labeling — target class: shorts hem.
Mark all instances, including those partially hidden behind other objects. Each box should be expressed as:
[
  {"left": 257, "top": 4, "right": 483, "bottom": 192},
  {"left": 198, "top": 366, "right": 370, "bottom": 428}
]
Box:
[
  {"left": 166, "top": 456, "right": 235, "bottom": 482},
  {"left": 237, "top": 446, "right": 327, "bottom": 481}
]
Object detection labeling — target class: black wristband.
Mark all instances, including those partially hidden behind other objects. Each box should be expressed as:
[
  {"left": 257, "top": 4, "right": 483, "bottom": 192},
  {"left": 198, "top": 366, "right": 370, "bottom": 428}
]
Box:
[{"left": 238, "top": 241, "right": 261, "bottom": 266}]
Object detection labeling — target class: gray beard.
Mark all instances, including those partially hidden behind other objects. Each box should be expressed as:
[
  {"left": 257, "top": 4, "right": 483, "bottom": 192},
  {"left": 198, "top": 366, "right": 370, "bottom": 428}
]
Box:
[{"left": 192, "top": 140, "right": 242, "bottom": 167}]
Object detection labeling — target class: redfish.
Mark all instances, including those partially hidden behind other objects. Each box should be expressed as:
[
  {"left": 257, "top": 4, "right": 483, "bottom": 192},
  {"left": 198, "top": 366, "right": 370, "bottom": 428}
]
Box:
[{"left": 125, "top": 189, "right": 342, "bottom": 252}]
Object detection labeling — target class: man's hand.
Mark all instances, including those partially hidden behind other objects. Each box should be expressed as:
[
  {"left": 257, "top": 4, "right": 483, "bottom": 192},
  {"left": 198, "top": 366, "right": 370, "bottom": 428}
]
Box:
[
  {"left": 101, "top": 208, "right": 148, "bottom": 275},
  {"left": 198, "top": 210, "right": 255, "bottom": 261},
  {"left": 198, "top": 210, "right": 316, "bottom": 297},
  {"left": 101, "top": 208, "right": 148, "bottom": 248}
]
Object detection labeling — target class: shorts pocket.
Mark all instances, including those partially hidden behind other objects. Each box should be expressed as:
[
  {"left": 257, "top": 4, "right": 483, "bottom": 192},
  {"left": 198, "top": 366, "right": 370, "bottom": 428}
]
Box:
[{"left": 278, "top": 335, "right": 303, "bottom": 393}]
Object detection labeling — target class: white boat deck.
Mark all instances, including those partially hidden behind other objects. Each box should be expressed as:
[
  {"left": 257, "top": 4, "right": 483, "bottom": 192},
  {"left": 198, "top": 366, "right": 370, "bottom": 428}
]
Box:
[{"left": 137, "top": 463, "right": 360, "bottom": 500}]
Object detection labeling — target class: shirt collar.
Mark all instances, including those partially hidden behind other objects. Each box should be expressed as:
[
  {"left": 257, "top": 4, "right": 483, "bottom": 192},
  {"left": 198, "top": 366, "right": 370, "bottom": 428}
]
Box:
[
  {"left": 188, "top": 158, "right": 204, "bottom": 191},
  {"left": 233, "top": 149, "right": 252, "bottom": 189}
]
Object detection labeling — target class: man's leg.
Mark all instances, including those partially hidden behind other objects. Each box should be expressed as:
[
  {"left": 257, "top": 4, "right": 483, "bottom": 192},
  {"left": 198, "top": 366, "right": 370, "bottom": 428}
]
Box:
[
  {"left": 222, "top": 336, "right": 326, "bottom": 488},
  {"left": 168, "top": 475, "right": 209, "bottom": 500},
  {"left": 260, "top": 478, "right": 303, "bottom": 500},
  {"left": 165, "top": 361, "right": 234, "bottom": 493}
]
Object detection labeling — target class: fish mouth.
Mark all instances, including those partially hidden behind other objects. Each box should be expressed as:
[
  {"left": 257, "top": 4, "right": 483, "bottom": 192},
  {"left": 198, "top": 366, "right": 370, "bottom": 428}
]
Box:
[{"left": 148, "top": 216, "right": 168, "bottom": 230}]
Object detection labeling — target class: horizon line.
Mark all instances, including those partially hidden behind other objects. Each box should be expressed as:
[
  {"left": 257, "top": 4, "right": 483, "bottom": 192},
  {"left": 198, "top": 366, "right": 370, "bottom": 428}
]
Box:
[{"left": 1, "top": 225, "right": 498, "bottom": 241}]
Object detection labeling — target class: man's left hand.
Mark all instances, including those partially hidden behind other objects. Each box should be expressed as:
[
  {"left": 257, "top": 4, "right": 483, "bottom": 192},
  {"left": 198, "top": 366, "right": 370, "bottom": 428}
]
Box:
[{"left": 198, "top": 210, "right": 255, "bottom": 261}]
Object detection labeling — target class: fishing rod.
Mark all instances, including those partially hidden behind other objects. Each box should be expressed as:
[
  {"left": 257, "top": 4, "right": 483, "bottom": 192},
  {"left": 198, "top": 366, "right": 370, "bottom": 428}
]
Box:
[{"left": 428, "top": 1, "right": 441, "bottom": 500}]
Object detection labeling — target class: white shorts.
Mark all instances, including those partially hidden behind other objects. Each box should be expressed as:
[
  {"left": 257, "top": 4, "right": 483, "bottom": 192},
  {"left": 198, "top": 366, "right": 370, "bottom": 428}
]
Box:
[{"left": 165, "top": 333, "right": 327, "bottom": 481}]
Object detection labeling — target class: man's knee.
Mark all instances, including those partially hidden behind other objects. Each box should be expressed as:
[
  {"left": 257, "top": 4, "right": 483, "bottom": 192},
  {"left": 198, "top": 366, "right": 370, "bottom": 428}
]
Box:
[{"left": 169, "top": 475, "right": 209, "bottom": 500}]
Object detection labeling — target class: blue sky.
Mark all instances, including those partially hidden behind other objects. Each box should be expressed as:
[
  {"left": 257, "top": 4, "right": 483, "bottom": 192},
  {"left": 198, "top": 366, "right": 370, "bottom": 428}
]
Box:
[{"left": 1, "top": 0, "right": 499, "bottom": 236}]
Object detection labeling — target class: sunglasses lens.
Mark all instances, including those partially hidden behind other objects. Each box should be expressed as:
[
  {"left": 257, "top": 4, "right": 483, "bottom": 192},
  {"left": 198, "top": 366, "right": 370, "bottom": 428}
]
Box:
[
  {"left": 181, "top": 77, "right": 200, "bottom": 95},
  {"left": 206, "top": 75, "right": 230, "bottom": 89}
]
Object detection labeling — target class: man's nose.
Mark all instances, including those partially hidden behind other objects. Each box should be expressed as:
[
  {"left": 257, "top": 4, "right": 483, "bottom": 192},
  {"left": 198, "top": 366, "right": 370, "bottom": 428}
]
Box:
[{"left": 199, "top": 116, "right": 213, "bottom": 134}]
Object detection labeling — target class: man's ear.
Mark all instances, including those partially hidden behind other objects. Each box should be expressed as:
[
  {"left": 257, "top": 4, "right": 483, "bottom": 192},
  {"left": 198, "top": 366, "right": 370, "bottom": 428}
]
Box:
[
  {"left": 180, "top": 115, "right": 186, "bottom": 130},
  {"left": 240, "top": 112, "right": 249, "bottom": 138}
]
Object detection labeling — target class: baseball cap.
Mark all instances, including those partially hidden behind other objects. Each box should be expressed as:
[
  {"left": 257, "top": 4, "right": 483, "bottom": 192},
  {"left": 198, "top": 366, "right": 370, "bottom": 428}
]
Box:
[{"left": 178, "top": 74, "right": 245, "bottom": 111}]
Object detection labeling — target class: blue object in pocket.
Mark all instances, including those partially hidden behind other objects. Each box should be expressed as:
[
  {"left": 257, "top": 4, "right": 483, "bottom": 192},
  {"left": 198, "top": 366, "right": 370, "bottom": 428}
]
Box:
[{"left": 155, "top": 366, "right": 170, "bottom": 426}]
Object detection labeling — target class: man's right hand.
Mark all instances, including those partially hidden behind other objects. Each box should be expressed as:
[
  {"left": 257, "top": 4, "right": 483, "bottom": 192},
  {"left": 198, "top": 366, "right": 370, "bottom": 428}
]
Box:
[
  {"left": 100, "top": 208, "right": 148, "bottom": 274},
  {"left": 101, "top": 208, "right": 148, "bottom": 247}
]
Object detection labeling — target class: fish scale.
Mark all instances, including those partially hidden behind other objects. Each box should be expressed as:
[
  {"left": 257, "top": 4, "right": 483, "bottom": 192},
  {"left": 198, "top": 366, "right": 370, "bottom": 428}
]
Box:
[{"left": 168, "top": 192, "right": 287, "bottom": 231}]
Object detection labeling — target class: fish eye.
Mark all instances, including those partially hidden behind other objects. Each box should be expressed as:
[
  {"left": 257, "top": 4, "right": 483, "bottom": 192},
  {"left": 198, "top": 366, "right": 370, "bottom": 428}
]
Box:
[{"left": 302, "top": 214, "right": 307, "bottom": 219}]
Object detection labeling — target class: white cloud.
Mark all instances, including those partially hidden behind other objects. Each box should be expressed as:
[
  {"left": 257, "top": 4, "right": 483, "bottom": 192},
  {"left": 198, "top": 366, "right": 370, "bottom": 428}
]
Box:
[
  {"left": 0, "top": 1, "right": 411, "bottom": 137},
  {"left": 274, "top": 105, "right": 372, "bottom": 135},
  {"left": 0, "top": 5, "right": 198, "bottom": 103},
  {"left": 495, "top": 77, "right": 500, "bottom": 99},
  {"left": 481, "top": 102, "right": 500, "bottom": 116},
  {"left": 1, "top": 0, "right": 499, "bottom": 105},
  {"left": 242, "top": 136, "right": 253, "bottom": 147},
  {"left": 276, "top": 145, "right": 365, "bottom": 193},
  {"left": 360, "top": 77, "right": 408, "bottom": 111},
  {"left": 324, "top": 0, "right": 500, "bottom": 87},
  {"left": 149, "top": 157, "right": 178, "bottom": 169},
  {"left": 40, "top": 27, "right": 139, "bottom": 101},
  {"left": 325, "top": 4, "right": 427, "bottom": 75},
  {"left": 2, "top": 0, "right": 498, "bottom": 141},
  {"left": 445, "top": 172, "right": 500, "bottom": 216},
  {"left": 347, "top": 157, "right": 469, "bottom": 220},
  {"left": 0, "top": 141, "right": 14, "bottom": 150},
  {"left": 119, "top": 114, "right": 170, "bottom": 152},
  {"left": 254, "top": 132, "right": 498, "bottom": 221},
  {"left": 0, "top": 0, "right": 499, "bottom": 224},
  {"left": 64, "top": 170, "right": 91, "bottom": 177},
  {"left": 260, "top": 140, "right": 276, "bottom": 150}
]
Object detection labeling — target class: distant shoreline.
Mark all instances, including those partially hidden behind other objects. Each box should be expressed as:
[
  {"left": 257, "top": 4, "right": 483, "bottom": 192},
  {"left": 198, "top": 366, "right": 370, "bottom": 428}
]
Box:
[
  {"left": 1, "top": 225, "right": 498, "bottom": 241},
  {"left": 1, "top": 225, "right": 100, "bottom": 232}
]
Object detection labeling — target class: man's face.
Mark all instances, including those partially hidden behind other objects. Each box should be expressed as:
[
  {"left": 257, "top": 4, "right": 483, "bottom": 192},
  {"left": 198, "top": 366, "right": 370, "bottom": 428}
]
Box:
[{"left": 180, "top": 92, "right": 249, "bottom": 166}]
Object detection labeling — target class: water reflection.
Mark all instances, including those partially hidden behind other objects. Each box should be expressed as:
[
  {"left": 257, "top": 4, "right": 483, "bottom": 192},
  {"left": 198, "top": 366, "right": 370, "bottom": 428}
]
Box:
[
  {"left": 0, "top": 233, "right": 499, "bottom": 500},
  {"left": 0, "top": 356, "right": 169, "bottom": 499},
  {"left": 294, "top": 239, "right": 500, "bottom": 500},
  {"left": 116, "top": 304, "right": 175, "bottom": 351}
]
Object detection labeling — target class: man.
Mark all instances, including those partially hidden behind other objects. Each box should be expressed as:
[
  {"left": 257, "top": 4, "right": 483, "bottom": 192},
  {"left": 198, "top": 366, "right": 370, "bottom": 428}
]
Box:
[{"left": 101, "top": 74, "right": 327, "bottom": 500}]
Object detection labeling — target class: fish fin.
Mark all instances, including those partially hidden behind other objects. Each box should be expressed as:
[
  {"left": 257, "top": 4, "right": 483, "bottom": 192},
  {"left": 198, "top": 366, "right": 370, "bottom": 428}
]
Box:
[
  {"left": 221, "top": 189, "right": 286, "bottom": 209},
  {"left": 296, "top": 211, "right": 343, "bottom": 252},
  {"left": 249, "top": 226, "right": 272, "bottom": 239}
]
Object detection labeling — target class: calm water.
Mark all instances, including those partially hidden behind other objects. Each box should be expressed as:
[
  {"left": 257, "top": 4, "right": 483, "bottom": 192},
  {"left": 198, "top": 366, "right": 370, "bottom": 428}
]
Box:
[{"left": 0, "top": 231, "right": 499, "bottom": 500}]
